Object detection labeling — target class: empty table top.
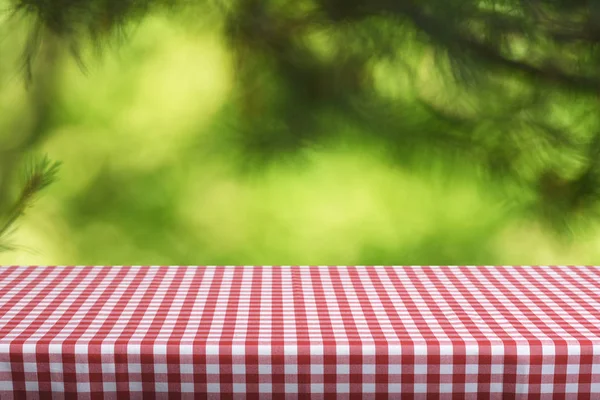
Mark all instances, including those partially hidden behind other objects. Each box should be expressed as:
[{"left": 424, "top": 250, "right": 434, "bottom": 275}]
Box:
[{"left": 0, "top": 266, "right": 599, "bottom": 399}]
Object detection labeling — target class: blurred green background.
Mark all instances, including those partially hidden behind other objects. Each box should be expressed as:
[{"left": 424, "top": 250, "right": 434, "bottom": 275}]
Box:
[{"left": 1, "top": 3, "right": 599, "bottom": 265}]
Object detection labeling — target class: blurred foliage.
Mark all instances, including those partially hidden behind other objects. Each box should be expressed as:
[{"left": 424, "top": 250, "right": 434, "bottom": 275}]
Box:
[{"left": 2, "top": 0, "right": 600, "bottom": 263}]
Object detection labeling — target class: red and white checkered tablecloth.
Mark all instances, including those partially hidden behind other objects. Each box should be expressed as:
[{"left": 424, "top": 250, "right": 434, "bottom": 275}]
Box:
[{"left": 0, "top": 266, "right": 599, "bottom": 399}]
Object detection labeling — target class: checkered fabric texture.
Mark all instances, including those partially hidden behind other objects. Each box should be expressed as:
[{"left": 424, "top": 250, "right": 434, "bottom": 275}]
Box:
[{"left": 0, "top": 266, "right": 599, "bottom": 399}]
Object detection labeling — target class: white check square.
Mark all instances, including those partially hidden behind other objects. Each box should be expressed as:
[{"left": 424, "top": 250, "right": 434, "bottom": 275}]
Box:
[
  {"left": 311, "top": 383, "right": 324, "bottom": 392},
  {"left": 181, "top": 383, "right": 195, "bottom": 393},
  {"left": 207, "top": 383, "right": 220, "bottom": 393},
  {"left": 102, "top": 363, "right": 115, "bottom": 374},
  {"left": 285, "top": 365, "right": 297, "bottom": 374},
  {"left": 285, "top": 383, "right": 298, "bottom": 393},
  {"left": 129, "top": 364, "right": 142, "bottom": 373},
  {"left": 440, "top": 364, "right": 452, "bottom": 374},
  {"left": 180, "top": 364, "right": 194, "bottom": 374},
  {"left": 23, "top": 363, "right": 37, "bottom": 373},
  {"left": 565, "top": 383, "right": 578, "bottom": 393},
  {"left": 155, "top": 382, "right": 169, "bottom": 392},
  {"left": 363, "top": 383, "right": 376, "bottom": 393},
  {"left": 414, "top": 364, "right": 427, "bottom": 374},
  {"left": 233, "top": 383, "right": 246, "bottom": 393},
  {"left": 388, "top": 383, "right": 401, "bottom": 393},
  {"left": 259, "top": 383, "right": 272, "bottom": 393},
  {"left": 465, "top": 382, "right": 478, "bottom": 392},
  {"left": 414, "top": 383, "right": 427, "bottom": 393},
  {"left": 311, "top": 364, "right": 323, "bottom": 374},
  {"left": 206, "top": 364, "right": 219, "bottom": 374},
  {"left": 337, "top": 383, "right": 350, "bottom": 393},
  {"left": 155, "top": 364, "right": 168, "bottom": 374}
]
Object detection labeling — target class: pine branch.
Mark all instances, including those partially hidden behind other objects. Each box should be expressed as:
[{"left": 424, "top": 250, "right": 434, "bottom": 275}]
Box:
[{"left": 0, "top": 156, "right": 61, "bottom": 252}]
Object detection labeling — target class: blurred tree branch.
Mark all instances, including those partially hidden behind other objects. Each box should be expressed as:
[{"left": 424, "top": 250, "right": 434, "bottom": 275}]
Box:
[
  {"left": 0, "top": 22, "right": 62, "bottom": 252},
  {"left": 4, "top": 0, "right": 600, "bottom": 237}
]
